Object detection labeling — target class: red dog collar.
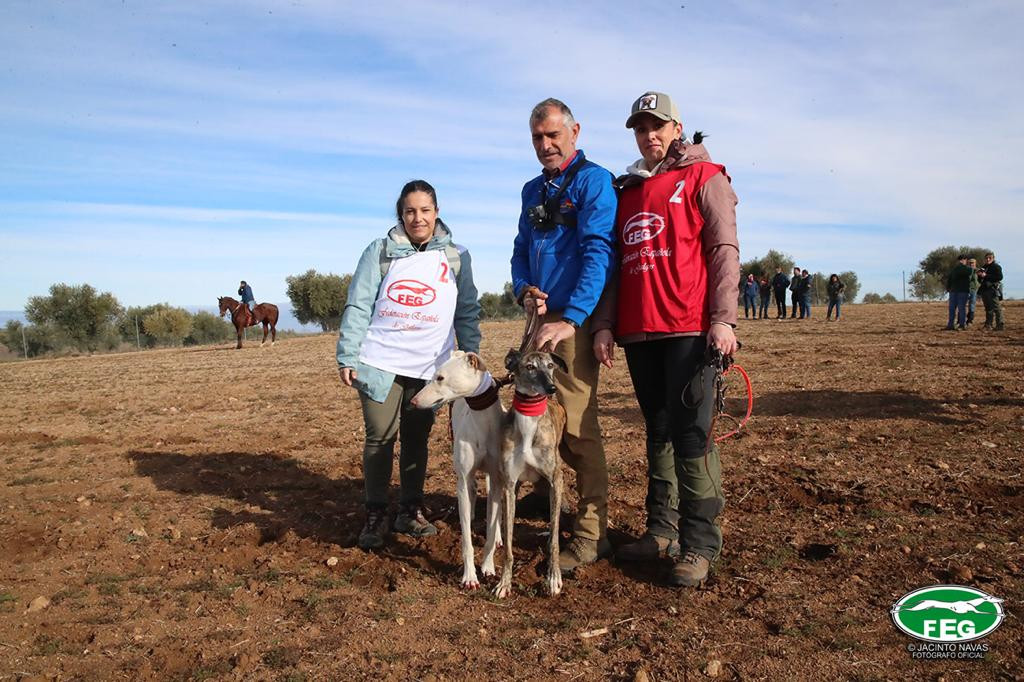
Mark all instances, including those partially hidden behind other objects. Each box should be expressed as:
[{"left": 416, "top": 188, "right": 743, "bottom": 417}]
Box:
[{"left": 512, "top": 391, "right": 548, "bottom": 416}]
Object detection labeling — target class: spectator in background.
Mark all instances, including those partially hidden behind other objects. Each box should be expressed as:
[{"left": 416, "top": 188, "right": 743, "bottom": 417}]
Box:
[
  {"left": 945, "top": 254, "right": 972, "bottom": 331},
  {"left": 966, "top": 257, "right": 980, "bottom": 327},
  {"left": 798, "top": 269, "right": 812, "bottom": 319},
  {"left": 758, "top": 275, "right": 772, "bottom": 319},
  {"left": 978, "top": 252, "right": 1005, "bottom": 331},
  {"left": 789, "top": 266, "right": 801, "bottom": 319},
  {"left": 772, "top": 266, "right": 790, "bottom": 319},
  {"left": 743, "top": 273, "right": 759, "bottom": 319},
  {"left": 826, "top": 273, "right": 845, "bottom": 321}
]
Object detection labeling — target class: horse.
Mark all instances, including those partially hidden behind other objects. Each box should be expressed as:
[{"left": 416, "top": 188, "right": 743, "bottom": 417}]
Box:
[{"left": 217, "top": 296, "right": 279, "bottom": 349}]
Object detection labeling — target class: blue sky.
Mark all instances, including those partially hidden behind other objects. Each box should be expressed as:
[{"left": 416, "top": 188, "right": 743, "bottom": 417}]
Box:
[{"left": 2, "top": 0, "right": 1022, "bottom": 310}]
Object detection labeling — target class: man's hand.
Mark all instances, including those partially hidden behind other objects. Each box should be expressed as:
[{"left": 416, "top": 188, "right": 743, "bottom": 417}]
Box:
[
  {"left": 535, "top": 320, "right": 575, "bottom": 352},
  {"left": 707, "top": 323, "right": 738, "bottom": 356},
  {"left": 339, "top": 367, "right": 357, "bottom": 387},
  {"left": 522, "top": 287, "right": 548, "bottom": 317},
  {"left": 593, "top": 328, "right": 615, "bottom": 369}
]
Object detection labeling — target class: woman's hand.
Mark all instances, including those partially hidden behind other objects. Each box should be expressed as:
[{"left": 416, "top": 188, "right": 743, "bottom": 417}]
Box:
[
  {"left": 593, "top": 329, "right": 615, "bottom": 369},
  {"left": 339, "top": 367, "right": 357, "bottom": 387},
  {"left": 708, "top": 323, "right": 738, "bottom": 356}
]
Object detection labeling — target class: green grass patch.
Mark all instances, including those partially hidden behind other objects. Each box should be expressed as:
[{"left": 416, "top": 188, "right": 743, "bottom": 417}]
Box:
[
  {"left": 129, "top": 582, "right": 160, "bottom": 596},
  {"left": 33, "top": 634, "right": 64, "bottom": 656},
  {"left": 262, "top": 646, "right": 300, "bottom": 669},
  {"left": 215, "top": 579, "right": 244, "bottom": 599},
  {"left": 8, "top": 474, "right": 53, "bottom": 486},
  {"left": 86, "top": 573, "right": 130, "bottom": 596},
  {"left": 179, "top": 578, "right": 216, "bottom": 594},
  {"left": 311, "top": 575, "right": 343, "bottom": 591},
  {"left": 763, "top": 546, "right": 797, "bottom": 570},
  {"left": 190, "top": 661, "right": 232, "bottom": 681},
  {"left": 51, "top": 587, "right": 88, "bottom": 604}
]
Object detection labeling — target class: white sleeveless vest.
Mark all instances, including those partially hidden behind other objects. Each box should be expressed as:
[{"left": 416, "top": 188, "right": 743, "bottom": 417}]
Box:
[{"left": 359, "top": 249, "right": 458, "bottom": 379}]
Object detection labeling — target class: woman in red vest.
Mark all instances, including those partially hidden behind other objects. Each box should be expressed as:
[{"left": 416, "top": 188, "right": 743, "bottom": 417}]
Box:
[{"left": 591, "top": 91, "right": 739, "bottom": 587}]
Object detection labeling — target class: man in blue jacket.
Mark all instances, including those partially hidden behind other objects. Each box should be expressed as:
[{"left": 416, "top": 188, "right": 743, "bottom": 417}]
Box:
[
  {"left": 238, "top": 281, "right": 255, "bottom": 322},
  {"left": 512, "top": 98, "right": 617, "bottom": 573},
  {"left": 771, "top": 267, "right": 790, "bottom": 319}
]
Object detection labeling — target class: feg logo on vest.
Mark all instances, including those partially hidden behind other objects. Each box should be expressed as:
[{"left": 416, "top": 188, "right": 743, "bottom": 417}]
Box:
[
  {"left": 386, "top": 279, "right": 437, "bottom": 307},
  {"left": 622, "top": 212, "right": 666, "bottom": 246}
]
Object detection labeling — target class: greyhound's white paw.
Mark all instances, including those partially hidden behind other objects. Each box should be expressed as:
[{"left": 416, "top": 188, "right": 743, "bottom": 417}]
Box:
[
  {"left": 480, "top": 559, "right": 496, "bottom": 577},
  {"left": 547, "top": 572, "right": 563, "bottom": 596},
  {"left": 461, "top": 578, "right": 480, "bottom": 590},
  {"left": 493, "top": 580, "right": 512, "bottom": 599}
]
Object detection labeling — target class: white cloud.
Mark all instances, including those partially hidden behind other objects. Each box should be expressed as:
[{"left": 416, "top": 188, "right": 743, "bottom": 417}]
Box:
[{"left": 1, "top": 0, "right": 1022, "bottom": 308}]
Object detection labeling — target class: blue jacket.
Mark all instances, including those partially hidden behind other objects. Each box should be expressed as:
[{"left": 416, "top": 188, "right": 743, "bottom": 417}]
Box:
[
  {"left": 238, "top": 284, "right": 254, "bottom": 303},
  {"left": 743, "top": 280, "right": 760, "bottom": 298},
  {"left": 511, "top": 150, "right": 617, "bottom": 326},
  {"left": 336, "top": 220, "right": 481, "bottom": 403},
  {"left": 771, "top": 272, "right": 790, "bottom": 291}
]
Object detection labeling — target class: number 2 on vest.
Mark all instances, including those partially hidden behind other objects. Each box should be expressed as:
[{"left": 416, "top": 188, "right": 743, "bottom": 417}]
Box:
[
  {"left": 438, "top": 261, "right": 449, "bottom": 283},
  {"left": 669, "top": 180, "right": 686, "bottom": 204}
]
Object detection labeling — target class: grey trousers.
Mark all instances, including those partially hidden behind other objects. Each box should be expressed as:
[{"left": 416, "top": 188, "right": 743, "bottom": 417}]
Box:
[{"left": 359, "top": 376, "right": 434, "bottom": 509}]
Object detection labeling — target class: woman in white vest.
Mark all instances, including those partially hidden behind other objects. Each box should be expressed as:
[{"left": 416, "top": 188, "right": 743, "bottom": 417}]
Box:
[{"left": 337, "top": 180, "right": 481, "bottom": 550}]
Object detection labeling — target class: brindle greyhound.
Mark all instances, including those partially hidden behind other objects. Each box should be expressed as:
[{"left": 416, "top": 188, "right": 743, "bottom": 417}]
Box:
[{"left": 494, "top": 348, "right": 567, "bottom": 598}]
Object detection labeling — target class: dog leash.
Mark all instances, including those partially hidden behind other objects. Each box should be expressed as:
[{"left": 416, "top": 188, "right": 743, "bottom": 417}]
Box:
[
  {"left": 491, "top": 287, "right": 547, "bottom": 390},
  {"left": 518, "top": 286, "right": 544, "bottom": 353},
  {"left": 683, "top": 344, "right": 753, "bottom": 500},
  {"left": 682, "top": 343, "right": 753, "bottom": 442}
]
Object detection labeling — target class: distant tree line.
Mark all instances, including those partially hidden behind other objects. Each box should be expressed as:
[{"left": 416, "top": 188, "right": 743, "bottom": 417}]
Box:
[
  {"left": 479, "top": 282, "right": 525, "bottom": 319},
  {"left": 0, "top": 283, "right": 234, "bottom": 357},
  {"left": 861, "top": 292, "right": 899, "bottom": 304},
  {"left": 908, "top": 245, "right": 993, "bottom": 300}
]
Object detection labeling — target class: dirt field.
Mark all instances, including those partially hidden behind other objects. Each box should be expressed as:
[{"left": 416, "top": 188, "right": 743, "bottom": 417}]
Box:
[{"left": 1, "top": 302, "right": 1022, "bottom": 681}]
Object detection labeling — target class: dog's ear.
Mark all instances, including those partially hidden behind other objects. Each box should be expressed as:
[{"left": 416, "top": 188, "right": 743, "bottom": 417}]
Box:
[
  {"left": 549, "top": 353, "right": 568, "bottom": 374},
  {"left": 504, "top": 348, "right": 521, "bottom": 372},
  {"left": 466, "top": 352, "right": 485, "bottom": 371}
]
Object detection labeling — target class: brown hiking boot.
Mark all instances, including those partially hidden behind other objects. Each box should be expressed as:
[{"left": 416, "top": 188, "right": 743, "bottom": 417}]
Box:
[
  {"left": 559, "top": 536, "right": 612, "bottom": 574},
  {"left": 616, "top": 533, "right": 680, "bottom": 562},
  {"left": 394, "top": 505, "right": 438, "bottom": 538},
  {"left": 669, "top": 550, "right": 711, "bottom": 587}
]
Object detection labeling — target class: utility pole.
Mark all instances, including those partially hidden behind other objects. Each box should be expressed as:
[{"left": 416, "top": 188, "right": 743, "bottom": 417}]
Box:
[
  {"left": 21, "top": 325, "right": 28, "bottom": 359},
  {"left": 135, "top": 316, "right": 141, "bottom": 348},
  {"left": 902, "top": 271, "right": 907, "bottom": 302}
]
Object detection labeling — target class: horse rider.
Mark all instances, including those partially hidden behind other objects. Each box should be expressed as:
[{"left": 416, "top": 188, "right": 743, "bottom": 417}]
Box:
[{"left": 238, "top": 280, "right": 256, "bottom": 325}]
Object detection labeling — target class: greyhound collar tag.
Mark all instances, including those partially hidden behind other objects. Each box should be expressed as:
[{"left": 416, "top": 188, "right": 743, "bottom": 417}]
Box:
[{"left": 512, "top": 391, "right": 548, "bottom": 416}]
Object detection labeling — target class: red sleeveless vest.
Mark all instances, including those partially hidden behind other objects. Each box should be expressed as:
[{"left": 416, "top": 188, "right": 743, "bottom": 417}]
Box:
[{"left": 615, "top": 162, "right": 727, "bottom": 336}]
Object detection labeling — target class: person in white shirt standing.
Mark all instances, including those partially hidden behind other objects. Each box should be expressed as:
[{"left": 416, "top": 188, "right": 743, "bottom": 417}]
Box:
[{"left": 337, "top": 180, "right": 481, "bottom": 550}]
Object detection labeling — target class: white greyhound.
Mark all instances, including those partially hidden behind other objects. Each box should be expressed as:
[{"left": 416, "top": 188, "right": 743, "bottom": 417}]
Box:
[{"left": 411, "top": 351, "right": 504, "bottom": 590}]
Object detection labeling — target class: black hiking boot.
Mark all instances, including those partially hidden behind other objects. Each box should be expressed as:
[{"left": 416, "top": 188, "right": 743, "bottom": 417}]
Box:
[{"left": 358, "top": 507, "right": 390, "bottom": 550}]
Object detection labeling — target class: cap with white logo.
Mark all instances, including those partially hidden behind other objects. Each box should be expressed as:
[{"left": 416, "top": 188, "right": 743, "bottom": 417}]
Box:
[{"left": 626, "top": 91, "right": 680, "bottom": 128}]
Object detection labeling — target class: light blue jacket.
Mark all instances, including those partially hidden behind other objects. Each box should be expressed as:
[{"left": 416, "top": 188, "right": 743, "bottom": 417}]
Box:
[{"left": 336, "top": 220, "right": 481, "bottom": 403}]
